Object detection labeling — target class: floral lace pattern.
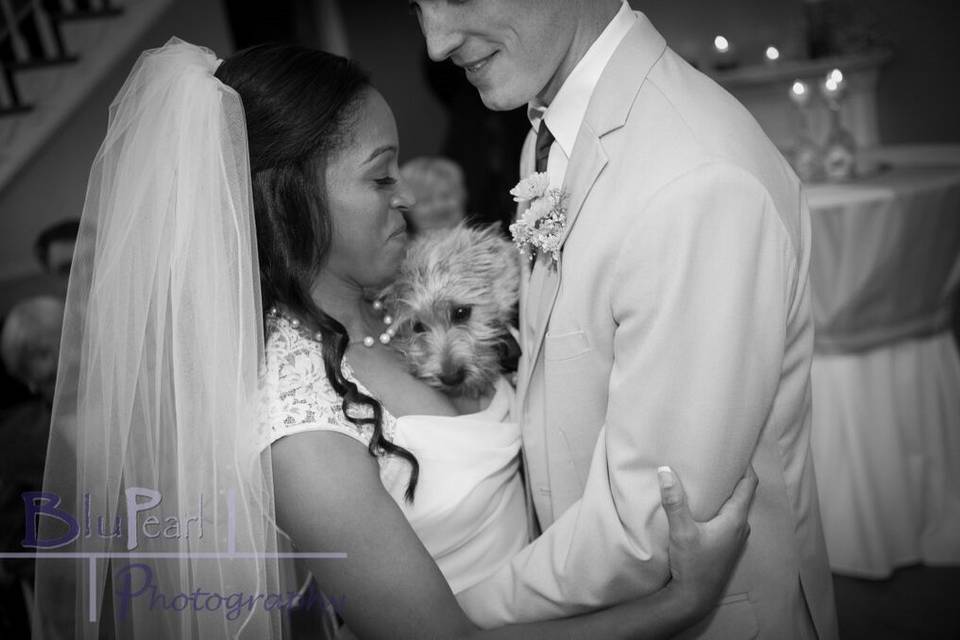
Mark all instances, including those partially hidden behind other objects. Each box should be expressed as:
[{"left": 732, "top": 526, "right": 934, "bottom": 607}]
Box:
[{"left": 258, "top": 315, "right": 396, "bottom": 452}]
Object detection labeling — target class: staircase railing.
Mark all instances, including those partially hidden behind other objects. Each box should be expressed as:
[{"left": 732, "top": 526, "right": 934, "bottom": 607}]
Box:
[{"left": 0, "top": 0, "right": 123, "bottom": 116}]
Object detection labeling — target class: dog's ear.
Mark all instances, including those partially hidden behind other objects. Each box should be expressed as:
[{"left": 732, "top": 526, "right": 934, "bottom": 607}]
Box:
[{"left": 476, "top": 228, "right": 520, "bottom": 320}]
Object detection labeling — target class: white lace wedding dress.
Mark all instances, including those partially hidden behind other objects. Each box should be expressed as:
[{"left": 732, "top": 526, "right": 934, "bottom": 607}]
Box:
[{"left": 258, "top": 314, "right": 529, "bottom": 594}]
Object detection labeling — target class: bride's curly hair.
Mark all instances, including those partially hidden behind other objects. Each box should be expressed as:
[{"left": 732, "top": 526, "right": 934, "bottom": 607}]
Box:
[{"left": 216, "top": 44, "right": 420, "bottom": 500}]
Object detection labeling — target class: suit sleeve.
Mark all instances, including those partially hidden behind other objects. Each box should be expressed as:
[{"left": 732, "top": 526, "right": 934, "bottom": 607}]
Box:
[{"left": 456, "top": 162, "right": 800, "bottom": 625}]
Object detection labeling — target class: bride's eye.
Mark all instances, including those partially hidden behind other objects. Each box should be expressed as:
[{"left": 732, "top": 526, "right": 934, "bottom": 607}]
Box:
[
  {"left": 451, "top": 306, "right": 472, "bottom": 323},
  {"left": 413, "top": 321, "right": 427, "bottom": 334}
]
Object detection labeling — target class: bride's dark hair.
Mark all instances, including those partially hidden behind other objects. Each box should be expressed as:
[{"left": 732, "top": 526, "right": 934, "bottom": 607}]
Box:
[{"left": 216, "top": 44, "right": 420, "bottom": 500}]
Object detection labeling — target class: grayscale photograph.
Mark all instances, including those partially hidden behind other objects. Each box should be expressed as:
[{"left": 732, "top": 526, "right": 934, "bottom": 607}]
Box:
[{"left": 0, "top": 0, "right": 958, "bottom": 638}]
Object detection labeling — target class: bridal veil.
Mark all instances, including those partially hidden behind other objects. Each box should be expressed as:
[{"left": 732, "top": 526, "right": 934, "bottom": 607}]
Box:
[{"left": 32, "top": 39, "right": 285, "bottom": 639}]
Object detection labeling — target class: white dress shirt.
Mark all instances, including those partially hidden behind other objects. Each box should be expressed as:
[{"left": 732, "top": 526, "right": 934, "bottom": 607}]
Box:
[{"left": 527, "top": 1, "right": 636, "bottom": 189}]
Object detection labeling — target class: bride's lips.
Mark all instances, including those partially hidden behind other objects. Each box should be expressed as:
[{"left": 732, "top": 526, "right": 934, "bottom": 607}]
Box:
[{"left": 388, "top": 223, "right": 408, "bottom": 240}]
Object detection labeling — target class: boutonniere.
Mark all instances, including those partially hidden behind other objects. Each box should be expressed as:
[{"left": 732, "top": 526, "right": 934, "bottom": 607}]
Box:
[{"left": 508, "top": 172, "right": 568, "bottom": 267}]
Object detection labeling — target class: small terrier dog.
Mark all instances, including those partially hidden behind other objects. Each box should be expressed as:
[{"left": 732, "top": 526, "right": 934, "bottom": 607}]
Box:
[{"left": 385, "top": 223, "right": 521, "bottom": 400}]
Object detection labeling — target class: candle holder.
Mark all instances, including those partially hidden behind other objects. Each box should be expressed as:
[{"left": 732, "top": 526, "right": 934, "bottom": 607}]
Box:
[
  {"left": 788, "top": 80, "right": 823, "bottom": 182},
  {"left": 820, "top": 69, "right": 857, "bottom": 182}
]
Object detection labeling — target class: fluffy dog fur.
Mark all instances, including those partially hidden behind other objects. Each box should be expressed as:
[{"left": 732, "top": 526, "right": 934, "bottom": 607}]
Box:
[{"left": 385, "top": 223, "right": 520, "bottom": 398}]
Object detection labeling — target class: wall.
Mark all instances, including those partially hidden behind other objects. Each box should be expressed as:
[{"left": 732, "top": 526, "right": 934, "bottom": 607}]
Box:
[
  {"left": 636, "top": 0, "right": 960, "bottom": 144},
  {"left": 339, "top": 0, "right": 448, "bottom": 162},
  {"left": 0, "top": 0, "right": 233, "bottom": 283},
  {"left": 864, "top": 0, "right": 960, "bottom": 144}
]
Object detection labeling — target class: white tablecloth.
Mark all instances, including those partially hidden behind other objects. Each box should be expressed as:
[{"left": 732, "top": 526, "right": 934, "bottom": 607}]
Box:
[{"left": 807, "top": 146, "right": 960, "bottom": 577}]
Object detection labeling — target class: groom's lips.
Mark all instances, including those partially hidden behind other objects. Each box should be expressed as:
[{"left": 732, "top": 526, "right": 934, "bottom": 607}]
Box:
[{"left": 459, "top": 52, "right": 497, "bottom": 77}]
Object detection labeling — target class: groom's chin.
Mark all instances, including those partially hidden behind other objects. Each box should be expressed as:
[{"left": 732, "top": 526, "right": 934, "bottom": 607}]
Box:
[{"left": 475, "top": 88, "right": 526, "bottom": 112}]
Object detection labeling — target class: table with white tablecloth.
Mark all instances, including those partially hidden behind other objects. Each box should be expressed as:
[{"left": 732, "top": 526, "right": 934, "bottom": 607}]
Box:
[{"left": 806, "top": 146, "right": 960, "bottom": 578}]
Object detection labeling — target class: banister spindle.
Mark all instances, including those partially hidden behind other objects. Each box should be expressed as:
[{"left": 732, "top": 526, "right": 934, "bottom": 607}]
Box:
[
  {"left": 29, "top": 0, "right": 59, "bottom": 60},
  {"left": 0, "top": 0, "right": 30, "bottom": 62}
]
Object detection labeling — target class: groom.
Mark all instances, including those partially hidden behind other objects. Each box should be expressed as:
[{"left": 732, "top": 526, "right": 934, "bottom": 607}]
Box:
[{"left": 412, "top": 0, "right": 838, "bottom": 638}]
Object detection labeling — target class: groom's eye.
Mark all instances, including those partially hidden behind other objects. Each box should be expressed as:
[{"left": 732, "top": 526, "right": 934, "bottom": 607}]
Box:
[{"left": 451, "top": 306, "right": 472, "bottom": 323}]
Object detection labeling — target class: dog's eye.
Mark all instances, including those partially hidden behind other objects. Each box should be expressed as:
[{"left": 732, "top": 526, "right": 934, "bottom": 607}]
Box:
[
  {"left": 451, "top": 306, "right": 472, "bottom": 323},
  {"left": 413, "top": 321, "right": 427, "bottom": 334}
]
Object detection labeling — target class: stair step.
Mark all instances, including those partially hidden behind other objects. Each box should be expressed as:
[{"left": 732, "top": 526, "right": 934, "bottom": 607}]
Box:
[
  {"left": 0, "top": 104, "right": 31, "bottom": 116},
  {"left": 6, "top": 55, "right": 79, "bottom": 71},
  {"left": 53, "top": 7, "right": 124, "bottom": 22}
]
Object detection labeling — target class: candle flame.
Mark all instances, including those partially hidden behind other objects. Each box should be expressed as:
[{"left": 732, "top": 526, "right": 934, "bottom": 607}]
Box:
[
  {"left": 714, "top": 35, "right": 730, "bottom": 53},
  {"left": 823, "top": 68, "right": 845, "bottom": 96},
  {"left": 765, "top": 46, "right": 780, "bottom": 61}
]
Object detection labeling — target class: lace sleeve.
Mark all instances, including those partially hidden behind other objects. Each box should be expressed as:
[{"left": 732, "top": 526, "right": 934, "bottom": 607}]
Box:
[{"left": 258, "top": 318, "right": 375, "bottom": 451}]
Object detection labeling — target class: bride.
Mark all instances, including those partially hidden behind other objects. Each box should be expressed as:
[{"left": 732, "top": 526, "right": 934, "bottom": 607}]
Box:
[{"left": 34, "top": 40, "right": 755, "bottom": 639}]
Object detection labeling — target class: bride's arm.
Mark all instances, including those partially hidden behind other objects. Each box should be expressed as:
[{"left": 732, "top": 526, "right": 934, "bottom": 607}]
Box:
[{"left": 272, "top": 431, "right": 755, "bottom": 639}]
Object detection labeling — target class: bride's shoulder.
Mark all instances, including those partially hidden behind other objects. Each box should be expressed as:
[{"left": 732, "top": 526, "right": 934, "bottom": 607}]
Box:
[
  {"left": 259, "top": 315, "right": 382, "bottom": 451},
  {"left": 262, "top": 316, "right": 327, "bottom": 384},
  {"left": 261, "top": 317, "right": 340, "bottom": 418}
]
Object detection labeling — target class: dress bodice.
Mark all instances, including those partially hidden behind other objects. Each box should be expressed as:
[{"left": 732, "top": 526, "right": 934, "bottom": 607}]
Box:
[{"left": 260, "top": 315, "right": 528, "bottom": 593}]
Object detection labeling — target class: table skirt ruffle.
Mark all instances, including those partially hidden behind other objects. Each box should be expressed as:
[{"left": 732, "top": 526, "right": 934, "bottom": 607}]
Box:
[{"left": 811, "top": 332, "right": 960, "bottom": 577}]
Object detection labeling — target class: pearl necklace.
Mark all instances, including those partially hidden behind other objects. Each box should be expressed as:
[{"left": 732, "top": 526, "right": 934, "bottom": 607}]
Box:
[
  {"left": 359, "top": 299, "right": 397, "bottom": 348},
  {"left": 267, "top": 301, "right": 396, "bottom": 348}
]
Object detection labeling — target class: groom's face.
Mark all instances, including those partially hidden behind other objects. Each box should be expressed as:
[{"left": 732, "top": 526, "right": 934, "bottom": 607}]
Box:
[{"left": 410, "top": 0, "right": 576, "bottom": 110}]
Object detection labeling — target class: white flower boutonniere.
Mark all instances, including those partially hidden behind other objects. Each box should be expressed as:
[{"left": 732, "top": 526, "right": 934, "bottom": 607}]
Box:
[{"left": 508, "top": 172, "right": 568, "bottom": 266}]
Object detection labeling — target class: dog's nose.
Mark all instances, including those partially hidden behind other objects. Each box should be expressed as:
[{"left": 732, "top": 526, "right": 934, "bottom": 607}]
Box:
[{"left": 439, "top": 368, "right": 466, "bottom": 387}]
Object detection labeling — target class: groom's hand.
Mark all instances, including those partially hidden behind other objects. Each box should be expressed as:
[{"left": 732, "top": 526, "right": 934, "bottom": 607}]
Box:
[{"left": 657, "top": 465, "right": 758, "bottom": 616}]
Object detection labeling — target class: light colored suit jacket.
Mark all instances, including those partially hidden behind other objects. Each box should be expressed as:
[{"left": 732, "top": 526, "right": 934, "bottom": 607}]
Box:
[{"left": 457, "top": 14, "right": 838, "bottom": 639}]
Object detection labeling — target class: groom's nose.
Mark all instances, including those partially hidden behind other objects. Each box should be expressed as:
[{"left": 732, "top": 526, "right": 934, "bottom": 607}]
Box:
[{"left": 418, "top": 5, "right": 465, "bottom": 61}]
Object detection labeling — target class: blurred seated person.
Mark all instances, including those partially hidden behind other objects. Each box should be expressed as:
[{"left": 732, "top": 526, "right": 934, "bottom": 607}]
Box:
[
  {"left": 1, "top": 296, "right": 63, "bottom": 405},
  {"left": 34, "top": 219, "right": 80, "bottom": 276},
  {"left": 0, "top": 296, "right": 64, "bottom": 634},
  {"left": 400, "top": 156, "right": 467, "bottom": 232},
  {"left": 0, "top": 295, "right": 63, "bottom": 495}
]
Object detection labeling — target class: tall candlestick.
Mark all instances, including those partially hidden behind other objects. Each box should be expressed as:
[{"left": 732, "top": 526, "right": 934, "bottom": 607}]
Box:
[
  {"left": 819, "top": 68, "right": 856, "bottom": 182},
  {"left": 788, "top": 80, "right": 822, "bottom": 182}
]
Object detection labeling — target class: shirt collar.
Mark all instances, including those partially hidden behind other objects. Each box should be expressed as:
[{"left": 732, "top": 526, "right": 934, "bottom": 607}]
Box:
[{"left": 527, "top": 1, "right": 636, "bottom": 157}]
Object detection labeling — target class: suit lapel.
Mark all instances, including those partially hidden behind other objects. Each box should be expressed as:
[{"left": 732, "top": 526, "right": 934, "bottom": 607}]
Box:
[
  {"left": 516, "top": 13, "right": 668, "bottom": 410},
  {"left": 517, "top": 133, "right": 606, "bottom": 401}
]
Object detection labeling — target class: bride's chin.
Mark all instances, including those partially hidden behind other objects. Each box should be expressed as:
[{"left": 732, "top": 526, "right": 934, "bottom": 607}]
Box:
[{"left": 367, "top": 264, "right": 403, "bottom": 292}]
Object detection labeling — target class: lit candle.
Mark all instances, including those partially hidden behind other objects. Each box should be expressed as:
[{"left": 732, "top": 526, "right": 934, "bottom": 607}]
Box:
[
  {"left": 764, "top": 45, "right": 781, "bottom": 65},
  {"left": 821, "top": 68, "right": 846, "bottom": 107},
  {"left": 789, "top": 80, "right": 811, "bottom": 107},
  {"left": 713, "top": 35, "right": 738, "bottom": 71}
]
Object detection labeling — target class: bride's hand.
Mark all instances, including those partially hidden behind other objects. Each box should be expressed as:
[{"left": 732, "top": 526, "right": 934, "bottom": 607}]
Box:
[{"left": 657, "top": 465, "right": 758, "bottom": 618}]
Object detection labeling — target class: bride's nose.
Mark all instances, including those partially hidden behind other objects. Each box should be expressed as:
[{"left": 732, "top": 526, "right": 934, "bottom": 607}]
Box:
[{"left": 391, "top": 178, "right": 416, "bottom": 212}]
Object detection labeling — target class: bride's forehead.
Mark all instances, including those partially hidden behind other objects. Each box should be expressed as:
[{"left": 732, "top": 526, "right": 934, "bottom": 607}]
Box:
[
  {"left": 357, "top": 88, "right": 396, "bottom": 131},
  {"left": 345, "top": 90, "right": 399, "bottom": 156}
]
